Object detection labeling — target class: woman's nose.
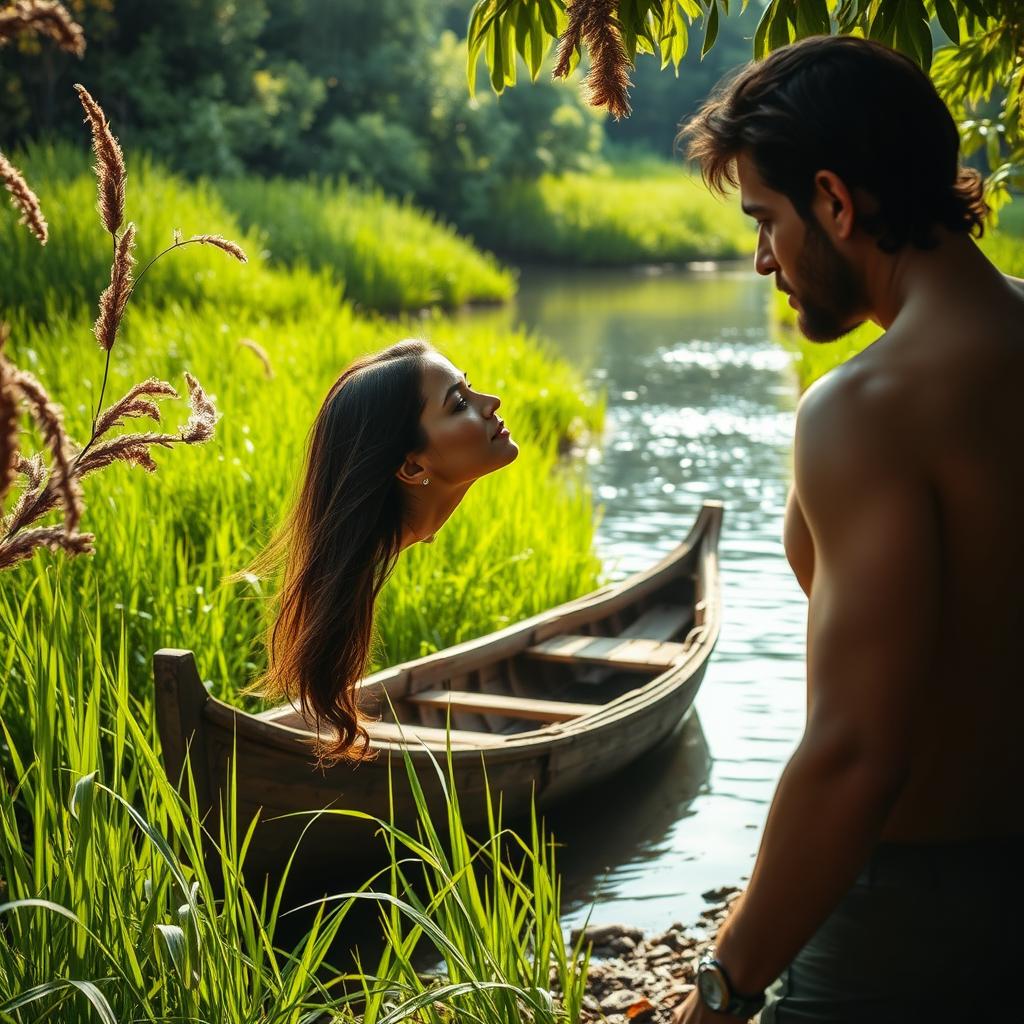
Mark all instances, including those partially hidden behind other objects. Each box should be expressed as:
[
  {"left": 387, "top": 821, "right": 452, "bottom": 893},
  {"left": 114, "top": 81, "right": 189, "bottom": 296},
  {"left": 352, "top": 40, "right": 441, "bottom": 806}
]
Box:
[{"left": 481, "top": 391, "right": 501, "bottom": 415}]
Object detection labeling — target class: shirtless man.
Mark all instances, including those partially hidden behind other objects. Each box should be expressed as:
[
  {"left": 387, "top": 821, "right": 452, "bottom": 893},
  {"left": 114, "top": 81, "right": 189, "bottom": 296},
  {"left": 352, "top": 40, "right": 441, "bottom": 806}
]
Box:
[{"left": 671, "top": 35, "right": 1024, "bottom": 1024}]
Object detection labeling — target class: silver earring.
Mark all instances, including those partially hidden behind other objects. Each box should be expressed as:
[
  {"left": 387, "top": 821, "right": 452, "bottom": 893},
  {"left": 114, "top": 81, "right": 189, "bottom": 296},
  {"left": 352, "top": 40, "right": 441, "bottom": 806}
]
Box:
[{"left": 422, "top": 478, "right": 430, "bottom": 486}]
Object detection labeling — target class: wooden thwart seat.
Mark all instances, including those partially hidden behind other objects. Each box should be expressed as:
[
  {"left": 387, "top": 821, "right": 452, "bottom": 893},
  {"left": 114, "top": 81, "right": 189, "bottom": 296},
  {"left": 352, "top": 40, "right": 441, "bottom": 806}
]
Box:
[
  {"left": 365, "top": 720, "right": 507, "bottom": 748},
  {"left": 408, "top": 689, "right": 594, "bottom": 723},
  {"left": 525, "top": 634, "right": 688, "bottom": 671}
]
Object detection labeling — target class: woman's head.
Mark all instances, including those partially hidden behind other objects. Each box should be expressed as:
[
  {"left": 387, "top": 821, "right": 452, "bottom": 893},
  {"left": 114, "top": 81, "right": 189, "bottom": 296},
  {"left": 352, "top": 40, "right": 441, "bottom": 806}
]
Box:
[{"left": 247, "top": 339, "right": 517, "bottom": 765}]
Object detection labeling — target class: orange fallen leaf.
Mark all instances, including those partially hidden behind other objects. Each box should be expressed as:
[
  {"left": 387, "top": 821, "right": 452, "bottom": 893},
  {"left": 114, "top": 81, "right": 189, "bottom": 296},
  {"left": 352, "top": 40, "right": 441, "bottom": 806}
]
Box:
[{"left": 627, "top": 997, "right": 655, "bottom": 1019}]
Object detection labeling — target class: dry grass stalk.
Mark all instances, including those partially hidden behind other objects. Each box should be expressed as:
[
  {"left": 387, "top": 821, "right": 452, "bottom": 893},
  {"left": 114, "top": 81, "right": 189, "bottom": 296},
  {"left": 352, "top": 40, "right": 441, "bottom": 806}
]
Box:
[
  {"left": 94, "top": 377, "right": 179, "bottom": 437},
  {"left": 0, "top": 0, "right": 85, "bottom": 57},
  {"left": 0, "top": 326, "right": 20, "bottom": 503},
  {"left": 2, "top": 455, "right": 45, "bottom": 537},
  {"left": 554, "top": 0, "right": 632, "bottom": 120},
  {"left": 77, "top": 372, "right": 219, "bottom": 475},
  {"left": 11, "top": 369, "right": 83, "bottom": 534},
  {"left": 3, "top": 373, "right": 218, "bottom": 546},
  {"left": 0, "top": 525, "right": 94, "bottom": 571},
  {"left": 0, "top": 149, "right": 48, "bottom": 244},
  {"left": 189, "top": 234, "right": 249, "bottom": 263},
  {"left": 94, "top": 222, "right": 136, "bottom": 350},
  {"left": 74, "top": 82, "right": 126, "bottom": 235},
  {"left": 238, "top": 337, "right": 274, "bottom": 378}
]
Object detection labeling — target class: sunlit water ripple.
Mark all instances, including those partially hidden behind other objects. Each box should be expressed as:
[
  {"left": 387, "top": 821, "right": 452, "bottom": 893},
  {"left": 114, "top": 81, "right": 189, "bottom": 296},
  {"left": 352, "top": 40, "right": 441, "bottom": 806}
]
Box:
[{"left": 465, "top": 264, "right": 809, "bottom": 930}]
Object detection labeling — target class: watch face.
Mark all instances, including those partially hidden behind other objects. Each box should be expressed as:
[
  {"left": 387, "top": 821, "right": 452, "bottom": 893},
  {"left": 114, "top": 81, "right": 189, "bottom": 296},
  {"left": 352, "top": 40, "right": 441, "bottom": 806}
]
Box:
[{"left": 697, "top": 963, "right": 728, "bottom": 1012}]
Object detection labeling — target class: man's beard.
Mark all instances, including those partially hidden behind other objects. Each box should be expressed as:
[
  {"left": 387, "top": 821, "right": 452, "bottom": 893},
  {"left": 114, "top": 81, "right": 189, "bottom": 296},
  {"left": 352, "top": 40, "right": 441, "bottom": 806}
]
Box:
[{"left": 792, "top": 218, "right": 868, "bottom": 342}]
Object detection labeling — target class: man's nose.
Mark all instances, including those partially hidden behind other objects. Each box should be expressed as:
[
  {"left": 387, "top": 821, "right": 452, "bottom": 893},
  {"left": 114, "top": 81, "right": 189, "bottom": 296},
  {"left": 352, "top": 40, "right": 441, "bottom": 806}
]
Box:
[{"left": 754, "top": 228, "right": 778, "bottom": 277}]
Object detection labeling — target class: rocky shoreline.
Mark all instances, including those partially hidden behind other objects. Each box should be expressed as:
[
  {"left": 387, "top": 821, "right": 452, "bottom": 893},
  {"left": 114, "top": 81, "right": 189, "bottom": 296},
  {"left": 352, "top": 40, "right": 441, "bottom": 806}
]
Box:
[{"left": 564, "top": 885, "right": 745, "bottom": 1023}]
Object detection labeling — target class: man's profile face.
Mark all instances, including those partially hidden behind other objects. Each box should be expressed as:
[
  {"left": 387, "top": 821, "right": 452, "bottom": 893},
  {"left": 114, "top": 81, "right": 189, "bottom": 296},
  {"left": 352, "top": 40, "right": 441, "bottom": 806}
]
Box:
[{"left": 736, "top": 152, "right": 867, "bottom": 342}]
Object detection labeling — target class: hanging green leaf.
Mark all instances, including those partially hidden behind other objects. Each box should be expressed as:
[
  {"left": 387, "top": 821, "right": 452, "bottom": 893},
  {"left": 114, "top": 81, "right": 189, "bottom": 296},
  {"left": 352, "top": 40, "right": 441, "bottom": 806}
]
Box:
[
  {"left": 701, "top": 1, "right": 720, "bottom": 59},
  {"left": 933, "top": 0, "right": 961, "bottom": 45}
]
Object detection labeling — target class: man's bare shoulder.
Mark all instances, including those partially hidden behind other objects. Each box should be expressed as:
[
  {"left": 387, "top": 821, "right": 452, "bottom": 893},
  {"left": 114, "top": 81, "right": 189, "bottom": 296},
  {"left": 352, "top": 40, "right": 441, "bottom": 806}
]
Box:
[{"left": 797, "top": 356, "right": 909, "bottom": 466}]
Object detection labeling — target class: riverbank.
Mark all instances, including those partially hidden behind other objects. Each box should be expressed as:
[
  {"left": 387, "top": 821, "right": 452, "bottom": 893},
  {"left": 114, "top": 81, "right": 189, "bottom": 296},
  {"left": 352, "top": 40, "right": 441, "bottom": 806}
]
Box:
[
  {"left": 566, "top": 887, "right": 743, "bottom": 1023},
  {"left": 467, "top": 158, "right": 750, "bottom": 266}
]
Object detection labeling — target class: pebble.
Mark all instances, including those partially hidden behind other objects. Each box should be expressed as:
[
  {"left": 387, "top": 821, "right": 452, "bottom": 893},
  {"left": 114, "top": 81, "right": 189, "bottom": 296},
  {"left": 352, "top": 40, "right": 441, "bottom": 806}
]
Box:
[{"left": 553, "top": 888, "right": 743, "bottom": 1023}]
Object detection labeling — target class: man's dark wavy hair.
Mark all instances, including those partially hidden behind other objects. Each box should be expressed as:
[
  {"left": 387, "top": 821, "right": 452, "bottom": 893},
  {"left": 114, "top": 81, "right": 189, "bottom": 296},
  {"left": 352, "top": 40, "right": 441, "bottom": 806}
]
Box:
[{"left": 680, "top": 35, "right": 988, "bottom": 252}]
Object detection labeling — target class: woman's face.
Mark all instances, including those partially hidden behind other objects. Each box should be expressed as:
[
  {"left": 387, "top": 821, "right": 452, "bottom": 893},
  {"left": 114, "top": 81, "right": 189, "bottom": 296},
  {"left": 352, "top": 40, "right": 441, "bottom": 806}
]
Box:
[{"left": 412, "top": 352, "right": 519, "bottom": 486}]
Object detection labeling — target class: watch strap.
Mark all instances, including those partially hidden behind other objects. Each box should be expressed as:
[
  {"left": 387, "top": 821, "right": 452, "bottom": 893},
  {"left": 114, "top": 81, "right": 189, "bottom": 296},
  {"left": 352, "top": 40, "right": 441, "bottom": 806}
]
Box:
[{"left": 704, "top": 957, "right": 766, "bottom": 1018}]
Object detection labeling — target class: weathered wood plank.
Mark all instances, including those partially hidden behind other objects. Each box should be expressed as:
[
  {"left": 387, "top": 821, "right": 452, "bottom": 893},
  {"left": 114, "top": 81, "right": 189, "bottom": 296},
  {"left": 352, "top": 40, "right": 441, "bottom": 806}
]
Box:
[
  {"left": 364, "top": 720, "right": 508, "bottom": 748},
  {"left": 525, "top": 634, "right": 688, "bottom": 671},
  {"left": 408, "top": 689, "right": 594, "bottom": 723}
]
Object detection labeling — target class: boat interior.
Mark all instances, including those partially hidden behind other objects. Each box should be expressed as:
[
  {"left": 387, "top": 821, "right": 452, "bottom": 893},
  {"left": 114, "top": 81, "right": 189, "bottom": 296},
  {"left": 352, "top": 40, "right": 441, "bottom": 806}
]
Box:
[{"left": 257, "top": 568, "right": 703, "bottom": 748}]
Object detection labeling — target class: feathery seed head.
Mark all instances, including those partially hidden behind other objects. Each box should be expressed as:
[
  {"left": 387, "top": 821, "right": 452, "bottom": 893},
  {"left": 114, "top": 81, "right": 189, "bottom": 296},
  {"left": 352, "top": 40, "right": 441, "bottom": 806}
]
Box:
[
  {"left": 190, "top": 234, "right": 248, "bottom": 263},
  {"left": 74, "top": 83, "right": 126, "bottom": 235},
  {"left": 0, "top": 1, "right": 86, "bottom": 57},
  {"left": 94, "top": 222, "right": 136, "bottom": 351},
  {"left": 0, "top": 150, "right": 48, "bottom": 245}
]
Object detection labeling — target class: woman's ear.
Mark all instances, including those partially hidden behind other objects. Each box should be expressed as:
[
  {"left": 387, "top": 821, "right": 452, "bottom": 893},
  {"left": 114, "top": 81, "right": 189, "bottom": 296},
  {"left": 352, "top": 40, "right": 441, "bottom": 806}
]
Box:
[{"left": 395, "top": 456, "right": 427, "bottom": 486}]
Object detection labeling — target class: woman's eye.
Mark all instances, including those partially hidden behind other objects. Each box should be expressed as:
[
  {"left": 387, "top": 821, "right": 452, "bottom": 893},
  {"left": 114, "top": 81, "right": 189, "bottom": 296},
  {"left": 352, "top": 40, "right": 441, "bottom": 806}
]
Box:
[{"left": 454, "top": 394, "right": 469, "bottom": 411}]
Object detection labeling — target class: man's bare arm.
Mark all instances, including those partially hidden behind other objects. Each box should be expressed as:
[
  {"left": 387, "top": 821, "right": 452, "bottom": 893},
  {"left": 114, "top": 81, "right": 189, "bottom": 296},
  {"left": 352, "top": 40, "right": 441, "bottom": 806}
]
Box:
[{"left": 711, "top": 368, "right": 942, "bottom": 996}]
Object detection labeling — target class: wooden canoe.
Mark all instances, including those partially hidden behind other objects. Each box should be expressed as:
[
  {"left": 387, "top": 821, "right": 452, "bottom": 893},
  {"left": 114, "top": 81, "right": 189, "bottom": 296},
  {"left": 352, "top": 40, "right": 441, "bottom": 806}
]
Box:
[{"left": 154, "top": 501, "right": 723, "bottom": 884}]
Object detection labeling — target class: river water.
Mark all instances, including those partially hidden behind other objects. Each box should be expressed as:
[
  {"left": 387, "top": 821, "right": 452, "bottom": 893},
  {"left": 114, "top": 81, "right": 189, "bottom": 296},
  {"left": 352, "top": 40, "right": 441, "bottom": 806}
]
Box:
[{"left": 464, "top": 263, "right": 808, "bottom": 932}]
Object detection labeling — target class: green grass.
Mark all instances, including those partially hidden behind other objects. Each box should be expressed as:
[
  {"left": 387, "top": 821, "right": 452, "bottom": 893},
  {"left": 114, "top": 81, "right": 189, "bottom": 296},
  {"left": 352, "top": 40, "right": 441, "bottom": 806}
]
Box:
[
  {"left": 217, "top": 177, "right": 515, "bottom": 313},
  {"left": 4, "top": 144, "right": 514, "bottom": 317},
  {"left": 1, "top": 138, "right": 607, "bottom": 1021},
  {"left": 2, "top": 300, "right": 604, "bottom": 703},
  {"left": 472, "top": 159, "right": 750, "bottom": 265},
  {"left": 0, "top": 581, "right": 589, "bottom": 1022},
  {"left": 773, "top": 223, "right": 1024, "bottom": 391}
]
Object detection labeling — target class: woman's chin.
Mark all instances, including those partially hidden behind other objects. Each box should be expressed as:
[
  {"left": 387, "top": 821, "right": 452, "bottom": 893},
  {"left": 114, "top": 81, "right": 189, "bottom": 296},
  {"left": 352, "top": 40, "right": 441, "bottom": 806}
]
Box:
[{"left": 498, "top": 437, "right": 520, "bottom": 465}]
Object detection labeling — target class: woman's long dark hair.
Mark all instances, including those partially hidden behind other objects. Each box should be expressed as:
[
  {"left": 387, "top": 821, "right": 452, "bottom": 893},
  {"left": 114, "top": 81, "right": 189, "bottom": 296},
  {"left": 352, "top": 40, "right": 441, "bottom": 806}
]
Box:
[{"left": 244, "top": 339, "right": 431, "bottom": 766}]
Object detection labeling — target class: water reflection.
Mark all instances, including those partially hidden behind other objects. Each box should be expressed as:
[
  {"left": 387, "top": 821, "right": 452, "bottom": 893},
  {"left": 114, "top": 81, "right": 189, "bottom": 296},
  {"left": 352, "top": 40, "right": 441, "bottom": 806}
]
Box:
[{"left": 462, "top": 264, "right": 808, "bottom": 929}]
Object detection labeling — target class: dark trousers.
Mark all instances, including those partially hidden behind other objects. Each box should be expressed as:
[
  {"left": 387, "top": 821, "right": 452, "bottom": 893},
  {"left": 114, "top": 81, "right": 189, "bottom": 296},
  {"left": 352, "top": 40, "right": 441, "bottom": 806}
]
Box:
[{"left": 758, "top": 834, "right": 1024, "bottom": 1024}]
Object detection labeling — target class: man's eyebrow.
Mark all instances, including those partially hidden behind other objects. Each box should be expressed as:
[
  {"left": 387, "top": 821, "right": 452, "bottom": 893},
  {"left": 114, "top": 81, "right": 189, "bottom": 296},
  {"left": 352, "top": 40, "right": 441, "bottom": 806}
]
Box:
[
  {"left": 741, "top": 201, "right": 770, "bottom": 217},
  {"left": 442, "top": 372, "right": 468, "bottom": 406}
]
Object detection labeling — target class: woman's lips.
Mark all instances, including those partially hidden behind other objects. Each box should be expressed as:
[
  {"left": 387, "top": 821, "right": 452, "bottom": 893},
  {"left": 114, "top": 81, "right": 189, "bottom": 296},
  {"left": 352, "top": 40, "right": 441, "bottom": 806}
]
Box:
[{"left": 492, "top": 422, "right": 510, "bottom": 441}]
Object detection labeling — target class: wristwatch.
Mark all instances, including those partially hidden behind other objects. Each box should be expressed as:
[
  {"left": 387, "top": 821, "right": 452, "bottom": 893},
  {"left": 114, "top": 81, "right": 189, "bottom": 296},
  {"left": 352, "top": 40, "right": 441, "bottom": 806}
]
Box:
[{"left": 696, "top": 954, "right": 766, "bottom": 1018}]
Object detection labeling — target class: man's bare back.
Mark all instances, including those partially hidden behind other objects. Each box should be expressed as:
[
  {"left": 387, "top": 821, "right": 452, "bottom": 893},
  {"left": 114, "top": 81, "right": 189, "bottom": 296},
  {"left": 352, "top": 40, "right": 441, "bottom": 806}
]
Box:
[
  {"left": 784, "top": 269, "right": 1024, "bottom": 843},
  {"left": 675, "top": 36, "right": 1024, "bottom": 1023}
]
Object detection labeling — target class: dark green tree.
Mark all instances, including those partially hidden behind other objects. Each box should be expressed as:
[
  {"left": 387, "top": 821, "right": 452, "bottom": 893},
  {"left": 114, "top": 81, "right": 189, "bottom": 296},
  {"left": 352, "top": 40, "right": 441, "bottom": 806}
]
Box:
[{"left": 468, "top": 1, "right": 1024, "bottom": 206}]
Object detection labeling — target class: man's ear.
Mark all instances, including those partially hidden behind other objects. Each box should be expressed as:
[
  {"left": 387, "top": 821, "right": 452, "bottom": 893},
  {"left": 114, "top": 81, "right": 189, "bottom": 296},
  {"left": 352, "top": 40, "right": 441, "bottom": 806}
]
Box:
[
  {"left": 395, "top": 456, "right": 427, "bottom": 486},
  {"left": 813, "top": 170, "right": 856, "bottom": 241}
]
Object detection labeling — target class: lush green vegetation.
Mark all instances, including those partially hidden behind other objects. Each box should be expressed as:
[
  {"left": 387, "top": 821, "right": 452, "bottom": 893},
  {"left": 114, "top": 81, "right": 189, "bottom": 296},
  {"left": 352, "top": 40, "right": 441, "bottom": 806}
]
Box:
[
  {"left": 774, "top": 210, "right": 1024, "bottom": 391},
  {"left": 217, "top": 176, "right": 512, "bottom": 313},
  {"left": 5, "top": 144, "right": 513, "bottom": 316},
  {"left": 476, "top": 158, "right": 749, "bottom": 265},
  {"left": 0, "top": 583, "right": 589, "bottom": 1021},
  {"left": 1, "top": 104, "right": 606, "bottom": 1018}
]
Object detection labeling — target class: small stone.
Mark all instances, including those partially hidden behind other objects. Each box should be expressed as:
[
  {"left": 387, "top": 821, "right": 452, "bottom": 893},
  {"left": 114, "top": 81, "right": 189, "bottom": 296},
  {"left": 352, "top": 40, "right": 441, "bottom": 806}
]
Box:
[
  {"left": 572, "top": 923, "right": 644, "bottom": 947},
  {"left": 645, "top": 943, "right": 675, "bottom": 961},
  {"left": 701, "top": 885, "right": 741, "bottom": 902},
  {"left": 602, "top": 990, "right": 644, "bottom": 1013},
  {"left": 582, "top": 995, "right": 601, "bottom": 1013},
  {"left": 611, "top": 935, "right": 637, "bottom": 954}
]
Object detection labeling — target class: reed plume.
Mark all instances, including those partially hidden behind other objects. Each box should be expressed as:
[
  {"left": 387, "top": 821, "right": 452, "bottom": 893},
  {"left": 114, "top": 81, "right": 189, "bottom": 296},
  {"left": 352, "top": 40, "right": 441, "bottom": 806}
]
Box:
[
  {"left": 93, "top": 222, "right": 136, "bottom": 350},
  {"left": 1, "top": 75, "right": 235, "bottom": 572},
  {"left": 0, "top": 526, "right": 94, "bottom": 571},
  {"left": 554, "top": 0, "right": 632, "bottom": 120},
  {"left": 189, "top": 234, "right": 248, "bottom": 263},
  {"left": 0, "top": 329, "right": 19, "bottom": 502},
  {"left": 74, "top": 83, "right": 125, "bottom": 235},
  {"left": 11, "top": 369, "right": 83, "bottom": 534},
  {"left": 0, "top": 149, "right": 48, "bottom": 244},
  {"left": 94, "top": 377, "right": 179, "bottom": 437},
  {"left": 0, "top": 1, "right": 85, "bottom": 57},
  {"left": 238, "top": 337, "right": 274, "bottom": 378}
]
